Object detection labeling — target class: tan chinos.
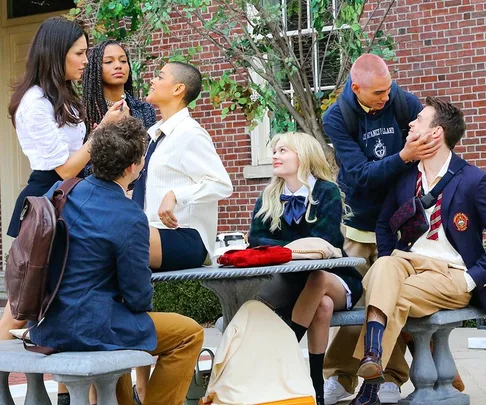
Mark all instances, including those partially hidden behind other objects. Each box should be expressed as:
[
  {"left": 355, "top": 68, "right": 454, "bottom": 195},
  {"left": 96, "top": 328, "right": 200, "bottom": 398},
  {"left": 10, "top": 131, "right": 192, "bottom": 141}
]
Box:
[
  {"left": 324, "top": 237, "right": 409, "bottom": 393},
  {"left": 116, "top": 312, "right": 204, "bottom": 405},
  {"left": 353, "top": 250, "right": 471, "bottom": 368}
]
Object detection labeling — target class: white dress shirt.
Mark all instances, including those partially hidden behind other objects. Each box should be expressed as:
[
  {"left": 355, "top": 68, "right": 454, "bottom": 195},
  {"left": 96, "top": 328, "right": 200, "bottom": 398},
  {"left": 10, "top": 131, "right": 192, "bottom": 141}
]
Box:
[
  {"left": 15, "top": 86, "right": 85, "bottom": 170},
  {"left": 145, "top": 108, "right": 233, "bottom": 256},
  {"left": 411, "top": 152, "right": 476, "bottom": 291}
]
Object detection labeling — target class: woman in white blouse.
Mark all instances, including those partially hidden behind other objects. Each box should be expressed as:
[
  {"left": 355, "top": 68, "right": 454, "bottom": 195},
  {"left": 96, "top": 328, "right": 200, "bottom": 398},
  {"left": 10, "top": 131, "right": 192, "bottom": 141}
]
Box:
[{"left": 1, "top": 18, "right": 127, "bottom": 339}]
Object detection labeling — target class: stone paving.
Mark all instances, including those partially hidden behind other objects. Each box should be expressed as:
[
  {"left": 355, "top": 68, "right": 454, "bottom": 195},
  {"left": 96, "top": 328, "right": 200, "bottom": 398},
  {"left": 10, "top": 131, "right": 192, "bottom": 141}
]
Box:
[{"left": 8, "top": 326, "right": 486, "bottom": 404}]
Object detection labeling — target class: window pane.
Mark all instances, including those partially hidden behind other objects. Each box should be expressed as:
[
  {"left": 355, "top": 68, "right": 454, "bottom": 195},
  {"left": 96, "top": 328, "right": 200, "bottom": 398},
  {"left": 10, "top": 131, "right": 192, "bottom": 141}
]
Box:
[
  {"left": 317, "top": 32, "right": 340, "bottom": 87},
  {"left": 8, "top": 0, "right": 75, "bottom": 19},
  {"left": 286, "top": 0, "right": 308, "bottom": 31},
  {"left": 292, "top": 34, "right": 315, "bottom": 88}
]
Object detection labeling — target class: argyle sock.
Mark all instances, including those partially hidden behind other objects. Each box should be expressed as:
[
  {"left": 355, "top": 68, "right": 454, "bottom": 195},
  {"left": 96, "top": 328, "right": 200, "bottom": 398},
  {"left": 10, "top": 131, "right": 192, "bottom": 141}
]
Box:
[
  {"left": 290, "top": 320, "right": 307, "bottom": 342},
  {"left": 57, "top": 393, "right": 70, "bottom": 405},
  {"left": 365, "top": 321, "right": 384, "bottom": 358},
  {"left": 355, "top": 381, "right": 380, "bottom": 404},
  {"left": 309, "top": 352, "right": 325, "bottom": 400}
]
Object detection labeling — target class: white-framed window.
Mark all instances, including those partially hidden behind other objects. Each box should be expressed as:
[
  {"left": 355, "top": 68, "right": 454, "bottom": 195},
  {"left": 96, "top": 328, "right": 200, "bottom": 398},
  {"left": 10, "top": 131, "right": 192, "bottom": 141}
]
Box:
[{"left": 245, "top": 0, "right": 341, "bottom": 177}]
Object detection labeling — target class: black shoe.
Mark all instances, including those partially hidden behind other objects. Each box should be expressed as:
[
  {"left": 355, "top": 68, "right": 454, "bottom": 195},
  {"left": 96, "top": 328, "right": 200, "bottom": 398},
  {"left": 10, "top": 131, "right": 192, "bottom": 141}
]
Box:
[
  {"left": 57, "top": 393, "right": 70, "bottom": 405},
  {"left": 133, "top": 384, "right": 142, "bottom": 405}
]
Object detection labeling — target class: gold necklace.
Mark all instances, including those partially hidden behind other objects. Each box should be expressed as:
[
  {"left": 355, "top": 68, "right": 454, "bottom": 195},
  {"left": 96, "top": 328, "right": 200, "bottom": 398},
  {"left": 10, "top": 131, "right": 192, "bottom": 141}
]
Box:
[{"left": 105, "top": 98, "right": 116, "bottom": 108}]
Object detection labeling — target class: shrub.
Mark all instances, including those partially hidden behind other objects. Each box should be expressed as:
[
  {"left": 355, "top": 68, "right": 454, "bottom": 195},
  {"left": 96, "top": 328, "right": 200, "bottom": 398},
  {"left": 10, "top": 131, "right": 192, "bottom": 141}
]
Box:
[{"left": 152, "top": 280, "right": 222, "bottom": 324}]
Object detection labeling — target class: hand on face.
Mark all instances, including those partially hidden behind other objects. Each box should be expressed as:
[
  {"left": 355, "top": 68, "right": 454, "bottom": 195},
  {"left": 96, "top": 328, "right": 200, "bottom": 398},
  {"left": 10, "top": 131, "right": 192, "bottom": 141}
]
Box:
[
  {"left": 158, "top": 190, "right": 178, "bottom": 228},
  {"left": 400, "top": 105, "right": 442, "bottom": 162},
  {"left": 401, "top": 129, "right": 441, "bottom": 162}
]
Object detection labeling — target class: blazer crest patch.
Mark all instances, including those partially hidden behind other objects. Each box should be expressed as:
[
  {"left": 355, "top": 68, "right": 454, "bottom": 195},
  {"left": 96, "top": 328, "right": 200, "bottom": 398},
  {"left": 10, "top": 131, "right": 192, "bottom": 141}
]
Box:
[{"left": 453, "top": 212, "right": 468, "bottom": 231}]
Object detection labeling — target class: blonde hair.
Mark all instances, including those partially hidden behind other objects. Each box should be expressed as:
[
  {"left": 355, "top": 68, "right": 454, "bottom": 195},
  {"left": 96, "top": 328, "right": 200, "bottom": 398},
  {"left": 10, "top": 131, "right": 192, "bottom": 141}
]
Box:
[{"left": 256, "top": 132, "right": 348, "bottom": 232}]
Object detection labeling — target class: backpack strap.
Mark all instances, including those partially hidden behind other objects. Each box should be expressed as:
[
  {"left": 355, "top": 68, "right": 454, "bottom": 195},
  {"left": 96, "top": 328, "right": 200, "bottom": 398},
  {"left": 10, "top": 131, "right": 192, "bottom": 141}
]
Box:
[
  {"left": 393, "top": 86, "right": 410, "bottom": 143},
  {"left": 338, "top": 96, "right": 358, "bottom": 140},
  {"left": 52, "top": 177, "right": 83, "bottom": 217}
]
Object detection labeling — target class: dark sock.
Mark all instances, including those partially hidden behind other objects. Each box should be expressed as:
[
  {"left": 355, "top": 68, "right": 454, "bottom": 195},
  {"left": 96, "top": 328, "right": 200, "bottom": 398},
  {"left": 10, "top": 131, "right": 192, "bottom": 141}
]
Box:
[
  {"left": 355, "top": 381, "right": 379, "bottom": 404},
  {"left": 290, "top": 320, "right": 307, "bottom": 342},
  {"left": 309, "top": 352, "right": 325, "bottom": 400},
  {"left": 57, "top": 393, "right": 70, "bottom": 405},
  {"left": 365, "top": 321, "right": 384, "bottom": 358}
]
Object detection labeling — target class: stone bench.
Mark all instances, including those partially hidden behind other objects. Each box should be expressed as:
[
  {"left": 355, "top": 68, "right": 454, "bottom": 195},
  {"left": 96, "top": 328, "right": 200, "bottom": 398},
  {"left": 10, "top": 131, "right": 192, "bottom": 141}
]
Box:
[
  {"left": 331, "top": 306, "right": 484, "bottom": 405},
  {"left": 0, "top": 339, "right": 154, "bottom": 405}
]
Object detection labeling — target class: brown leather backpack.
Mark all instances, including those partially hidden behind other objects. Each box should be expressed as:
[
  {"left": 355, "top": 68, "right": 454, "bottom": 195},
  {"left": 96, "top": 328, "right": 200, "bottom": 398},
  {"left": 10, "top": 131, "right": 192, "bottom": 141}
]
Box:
[{"left": 5, "top": 178, "right": 82, "bottom": 324}]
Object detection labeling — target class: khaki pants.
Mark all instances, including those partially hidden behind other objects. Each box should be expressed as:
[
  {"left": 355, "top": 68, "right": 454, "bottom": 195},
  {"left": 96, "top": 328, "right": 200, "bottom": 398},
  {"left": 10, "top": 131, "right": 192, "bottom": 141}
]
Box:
[
  {"left": 323, "top": 237, "right": 409, "bottom": 393},
  {"left": 117, "top": 312, "right": 204, "bottom": 405},
  {"left": 353, "top": 250, "right": 472, "bottom": 368}
]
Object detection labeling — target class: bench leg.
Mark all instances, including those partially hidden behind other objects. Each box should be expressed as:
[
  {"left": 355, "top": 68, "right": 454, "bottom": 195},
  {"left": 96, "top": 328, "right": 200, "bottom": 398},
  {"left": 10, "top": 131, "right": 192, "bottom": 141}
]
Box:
[
  {"left": 0, "top": 372, "right": 15, "bottom": 405},
  {"left": 51, "top": 375, "right": 91, "bottom": 405},
  {"left": 432, "top": 326, "right": 469, "bottom": 405},
  {"left": 399, "top": 327, "right": 438, "bottom": 404},
  {"left": 202, "top": 275, "right": 272, "bottom": 331},
  {"left": 53, "top": 371, "right": 127, "bottom": 405},
  {"left": 25, "top": 373, "right": 51, "bottom": 405},
  {"left": 93, "top": 372, "right": 126, "bottom": 405}
]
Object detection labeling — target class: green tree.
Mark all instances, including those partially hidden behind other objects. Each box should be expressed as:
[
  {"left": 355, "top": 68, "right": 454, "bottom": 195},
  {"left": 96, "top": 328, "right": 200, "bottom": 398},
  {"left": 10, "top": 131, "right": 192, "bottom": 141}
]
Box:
[{"left": 71, "top": 0, "right": 396, "bottom": 162}]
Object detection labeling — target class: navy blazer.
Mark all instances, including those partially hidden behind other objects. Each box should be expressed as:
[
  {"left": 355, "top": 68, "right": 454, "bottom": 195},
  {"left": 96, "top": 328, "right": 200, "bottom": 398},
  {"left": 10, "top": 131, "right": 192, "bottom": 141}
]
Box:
[
  {"left": 376, "top": 153, "right": 486, "bottom": 313},
  {"left": 31, "top": 176, "right": 157, "bottom": 352}
]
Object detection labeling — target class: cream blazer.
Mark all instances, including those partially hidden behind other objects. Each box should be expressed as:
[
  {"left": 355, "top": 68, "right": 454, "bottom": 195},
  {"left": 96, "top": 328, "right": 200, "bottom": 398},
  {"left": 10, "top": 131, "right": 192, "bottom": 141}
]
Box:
[{"left": 202, "top": 300, "right": 315, "bottom": 405}]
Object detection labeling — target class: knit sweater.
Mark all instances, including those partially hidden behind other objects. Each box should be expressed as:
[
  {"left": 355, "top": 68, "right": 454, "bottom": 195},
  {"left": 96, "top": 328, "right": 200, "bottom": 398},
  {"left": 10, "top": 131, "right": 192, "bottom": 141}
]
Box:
[{"left": 248, "top": 179, "right": 344, "bottom": 250}]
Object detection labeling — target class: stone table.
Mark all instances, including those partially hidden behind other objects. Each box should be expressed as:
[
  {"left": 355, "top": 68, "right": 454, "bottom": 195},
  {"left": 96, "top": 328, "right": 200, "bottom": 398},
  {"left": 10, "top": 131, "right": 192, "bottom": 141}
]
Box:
[{"left": 151, "top": 258, "right": 366, "bottom": 331}]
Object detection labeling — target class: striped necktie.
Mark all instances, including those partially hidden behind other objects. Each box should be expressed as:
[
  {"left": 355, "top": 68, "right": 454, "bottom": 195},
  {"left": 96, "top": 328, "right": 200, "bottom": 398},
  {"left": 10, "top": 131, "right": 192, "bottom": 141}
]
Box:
[{"left": 416, "top": 171, "right": 442, "bottom": 241}]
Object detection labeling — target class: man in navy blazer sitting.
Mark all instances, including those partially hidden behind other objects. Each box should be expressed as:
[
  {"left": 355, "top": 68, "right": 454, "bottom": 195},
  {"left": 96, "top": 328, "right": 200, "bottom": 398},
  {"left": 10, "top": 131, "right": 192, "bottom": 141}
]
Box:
[
  {"left": 30, "top": 117, "right": 204, "bottom": 405},
  {"left": 348, "top": 97, "right": 486, "bottom": 405}
]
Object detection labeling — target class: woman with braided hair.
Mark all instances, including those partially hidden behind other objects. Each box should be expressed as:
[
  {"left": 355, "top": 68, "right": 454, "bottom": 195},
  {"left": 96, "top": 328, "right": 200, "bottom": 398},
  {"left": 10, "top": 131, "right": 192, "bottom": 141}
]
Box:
[{"left": 83, "top": 39, "right": 156, "bottom": 134}]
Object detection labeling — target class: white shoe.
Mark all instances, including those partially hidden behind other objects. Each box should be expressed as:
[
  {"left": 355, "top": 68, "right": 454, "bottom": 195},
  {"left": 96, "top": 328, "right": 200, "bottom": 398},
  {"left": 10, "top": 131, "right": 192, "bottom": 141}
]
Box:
[
  {"left": 324, "top": 377, "right": 353, "bottom": 405},
  {"left": 378, "top": 382, "right": 401, "bottom": 403}
]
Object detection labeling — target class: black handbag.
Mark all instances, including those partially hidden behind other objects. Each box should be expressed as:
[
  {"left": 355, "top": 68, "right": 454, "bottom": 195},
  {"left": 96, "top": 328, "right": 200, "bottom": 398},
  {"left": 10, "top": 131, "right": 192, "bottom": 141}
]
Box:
[
  {"left": 389, "top": 162, "right": 466, "bottom": 246},
  {"left": 185, "top": 348, "right": 214, "bottom": 405}
]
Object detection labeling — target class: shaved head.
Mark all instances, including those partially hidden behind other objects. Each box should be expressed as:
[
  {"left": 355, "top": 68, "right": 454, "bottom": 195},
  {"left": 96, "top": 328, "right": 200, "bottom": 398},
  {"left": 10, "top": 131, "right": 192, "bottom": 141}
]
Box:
[{"left": 350, "top": 54, "right": 391, "bottom": 88}]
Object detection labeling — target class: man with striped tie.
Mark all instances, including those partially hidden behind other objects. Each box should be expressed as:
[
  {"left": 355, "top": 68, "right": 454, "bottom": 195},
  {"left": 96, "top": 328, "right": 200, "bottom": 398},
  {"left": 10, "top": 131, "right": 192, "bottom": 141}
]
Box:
[{"left": 348, "top": 96, "right": 486, "bottom": 405}]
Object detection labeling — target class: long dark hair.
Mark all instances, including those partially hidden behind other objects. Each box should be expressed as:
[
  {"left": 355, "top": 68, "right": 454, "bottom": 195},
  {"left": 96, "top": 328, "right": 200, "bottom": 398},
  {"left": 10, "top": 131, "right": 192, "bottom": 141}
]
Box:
[
  {"left": 8, "top": 17, "right": 87, "bottom": 128},
  {"left": 83, "top": 40, "right": 134, "bottom": 132}
]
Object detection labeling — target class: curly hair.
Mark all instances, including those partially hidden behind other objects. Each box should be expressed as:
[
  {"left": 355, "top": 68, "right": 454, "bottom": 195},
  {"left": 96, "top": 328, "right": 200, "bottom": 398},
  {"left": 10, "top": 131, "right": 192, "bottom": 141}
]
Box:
[
  {"left": 90, "top": 117, "right": 146, "bottom": 181},
  {"left": 82, "top": 40, "right": 134, "bottom": 133}
]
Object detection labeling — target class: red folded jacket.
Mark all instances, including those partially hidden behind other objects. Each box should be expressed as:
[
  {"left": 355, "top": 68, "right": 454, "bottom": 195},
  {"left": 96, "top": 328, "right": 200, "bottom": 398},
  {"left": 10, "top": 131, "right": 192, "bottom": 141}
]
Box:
[{"left": 217, "top": 245, "right": 292, "bottom": 267}]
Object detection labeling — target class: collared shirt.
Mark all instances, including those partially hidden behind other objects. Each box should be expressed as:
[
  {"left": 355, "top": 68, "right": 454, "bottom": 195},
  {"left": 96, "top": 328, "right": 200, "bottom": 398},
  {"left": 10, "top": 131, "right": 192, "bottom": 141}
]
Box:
[
  {"left": 411, "top": 152, "right": 476, "bottom": 292},
  {"left": 15, "top": 86, "right": 85, "bottom": 170},
  {"left": 144, "top": 108, "right": 233, "bottom": 257}
]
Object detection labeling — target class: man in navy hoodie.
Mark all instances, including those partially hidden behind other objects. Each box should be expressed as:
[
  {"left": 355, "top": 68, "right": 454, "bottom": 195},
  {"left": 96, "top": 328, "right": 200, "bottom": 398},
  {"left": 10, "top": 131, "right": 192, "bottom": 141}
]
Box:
[{"left": 322, "top": 54, "right": 439, "bottom": 404}]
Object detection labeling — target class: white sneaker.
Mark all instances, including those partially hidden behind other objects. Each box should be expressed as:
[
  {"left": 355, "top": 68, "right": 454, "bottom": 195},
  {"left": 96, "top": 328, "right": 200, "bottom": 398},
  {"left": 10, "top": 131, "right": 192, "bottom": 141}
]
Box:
[
  {"left": 324, "top": 377, "right": 353, "bottom": 405},
  {"left": 378, "top": 382, "right": 401, "bottom": 403}
]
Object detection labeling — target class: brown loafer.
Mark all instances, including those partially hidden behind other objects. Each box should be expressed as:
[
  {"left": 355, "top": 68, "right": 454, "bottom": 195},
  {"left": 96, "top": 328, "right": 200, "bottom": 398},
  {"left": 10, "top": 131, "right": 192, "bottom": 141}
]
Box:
[{"left": 356, "top": 352, "right": 385, "bottom": 384}]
